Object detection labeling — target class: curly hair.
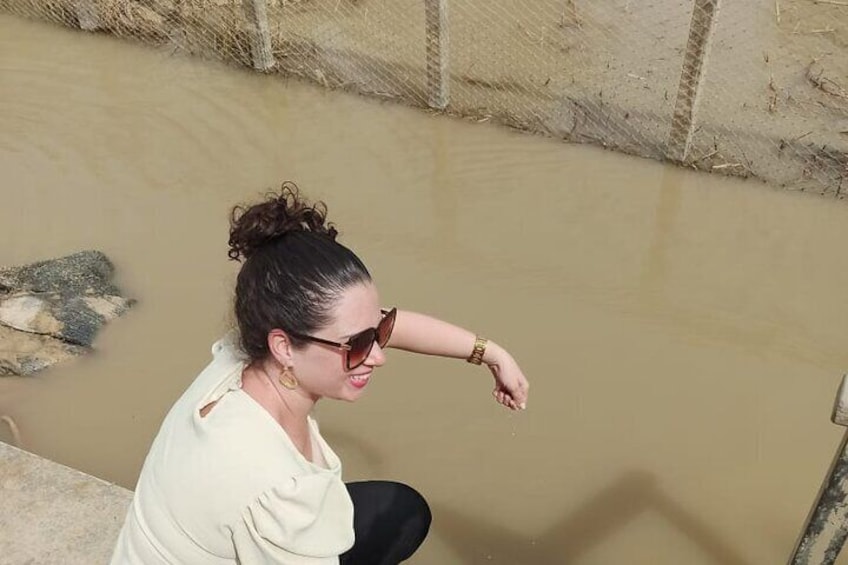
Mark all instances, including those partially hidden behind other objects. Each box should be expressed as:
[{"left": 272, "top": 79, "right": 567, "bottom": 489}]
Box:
[{"left": 228, "top": 181, "right": 371, "bottom": 361}]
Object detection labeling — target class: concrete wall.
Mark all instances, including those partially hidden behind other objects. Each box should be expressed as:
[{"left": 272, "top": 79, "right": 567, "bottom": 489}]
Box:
[{"left": 0, "top": 442, "right": 131, "bottom": 565}]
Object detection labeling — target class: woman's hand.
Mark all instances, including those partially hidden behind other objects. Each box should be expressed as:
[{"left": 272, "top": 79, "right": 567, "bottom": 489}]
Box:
[
  {"left": 484, "top": 344, "right": 529, "bottom": 411},
  {"left": 386, "top": 310, "right": 530, "bottom": 410}
]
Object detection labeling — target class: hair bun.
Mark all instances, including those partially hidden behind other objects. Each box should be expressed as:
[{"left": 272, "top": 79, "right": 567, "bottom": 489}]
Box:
[{"left": 228, "top": 181, "right": 338, "bottom": 261}]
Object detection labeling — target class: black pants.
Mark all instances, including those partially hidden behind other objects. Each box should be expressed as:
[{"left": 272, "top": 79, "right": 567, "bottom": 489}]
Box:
[{"left": 339, "top": 481, "right": 431, "bottom": 565}]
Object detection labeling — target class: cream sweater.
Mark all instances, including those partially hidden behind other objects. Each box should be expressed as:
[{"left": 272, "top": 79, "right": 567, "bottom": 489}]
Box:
[{"left": 110, "top": 334, "right": 355, "bottom": 564}]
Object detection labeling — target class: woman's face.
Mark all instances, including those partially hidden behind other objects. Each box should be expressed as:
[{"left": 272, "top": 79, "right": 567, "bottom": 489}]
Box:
[{"left": 290, "top": 281, "right": 387, "bottom": 402}]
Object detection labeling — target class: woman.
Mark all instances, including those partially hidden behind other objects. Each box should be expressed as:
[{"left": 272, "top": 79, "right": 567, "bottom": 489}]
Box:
[{"left": 111, "top": 183, "right": 530, "bottom": 564}]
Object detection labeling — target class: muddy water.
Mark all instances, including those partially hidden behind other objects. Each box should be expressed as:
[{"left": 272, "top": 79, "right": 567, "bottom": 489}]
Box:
[{"left": 4, "top": 14, "right": 848, "bottom": 564}]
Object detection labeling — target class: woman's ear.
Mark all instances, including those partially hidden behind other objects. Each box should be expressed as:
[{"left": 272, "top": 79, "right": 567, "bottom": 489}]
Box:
[{"left": 267, "top": 329, "right": 295, "bottom": 367}]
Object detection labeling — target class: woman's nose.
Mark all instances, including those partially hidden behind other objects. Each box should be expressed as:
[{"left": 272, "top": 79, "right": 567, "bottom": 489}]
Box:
[{"left": 365, "top": 343, "right": 386, "bottom": 367}]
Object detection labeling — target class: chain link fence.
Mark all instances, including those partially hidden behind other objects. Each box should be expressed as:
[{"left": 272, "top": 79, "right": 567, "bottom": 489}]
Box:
[{"left": 3, "top": 0, "right": 847, "bottom": 196}]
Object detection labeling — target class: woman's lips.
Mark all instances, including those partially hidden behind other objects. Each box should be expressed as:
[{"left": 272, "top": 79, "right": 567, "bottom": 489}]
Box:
[{"left": 349, "top": 372, "right": 371, "bottom": 389}]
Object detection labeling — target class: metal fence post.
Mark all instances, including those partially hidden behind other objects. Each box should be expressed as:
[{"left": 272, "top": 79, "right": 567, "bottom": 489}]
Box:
[
  {"left": 243, "top": 0, "right": 275, "bottom": 72},
  {"left": 424, "top": 0, "right": 449, "bottom": 110},
  {"left": 666, "top": 0, "right": 721, "bottom": 162},
  {"left": 789, "top": 375, "right": 848, "bottom": 564},
  {"left": 73, "top": 0, "right": 99, "bottom": 31}
]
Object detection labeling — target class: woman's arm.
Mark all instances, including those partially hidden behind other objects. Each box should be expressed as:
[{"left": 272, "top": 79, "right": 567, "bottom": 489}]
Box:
[{"left": 387, "top": 310, "right": 530, "bottom": 411}]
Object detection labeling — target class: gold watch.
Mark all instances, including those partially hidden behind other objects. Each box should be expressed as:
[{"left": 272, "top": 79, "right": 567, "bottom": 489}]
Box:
[{"left": 466, "top": 336, "right": 488, "bottom": 365}]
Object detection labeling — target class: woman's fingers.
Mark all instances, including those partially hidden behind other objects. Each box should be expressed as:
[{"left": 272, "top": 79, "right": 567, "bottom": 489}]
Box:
[
  {"left": 491, "top": 357, "right": 530, "bottom": 409},
  {"left": 494, "top": 388, "right": 522, "bottom": 410},
  {"left": 487, "top": 356, "right": 529, "bottom": 411},
  {"left": 511, "top": 377, "right": 529, "bottom": 409},
  {"left": 500, "top": 384, "right": 526, "bottom": 410}
]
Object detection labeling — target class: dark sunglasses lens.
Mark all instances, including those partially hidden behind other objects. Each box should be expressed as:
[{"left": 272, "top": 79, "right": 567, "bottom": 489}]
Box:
[
  {"left": 377, "top": 309, "right": 396, "bottom": 348},
  {"left": 347, "top": 329, "right": 376, "bottom": 370}
]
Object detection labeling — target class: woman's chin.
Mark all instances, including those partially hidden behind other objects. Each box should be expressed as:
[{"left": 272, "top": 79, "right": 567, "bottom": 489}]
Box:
[{"left": 341, "top": 378, "right": 371, "bottom": 401}]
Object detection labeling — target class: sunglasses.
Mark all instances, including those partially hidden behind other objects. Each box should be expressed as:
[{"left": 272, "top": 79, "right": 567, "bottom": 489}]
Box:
[{"left": 288, "top": 308, "right": 397, "bottom": 371}]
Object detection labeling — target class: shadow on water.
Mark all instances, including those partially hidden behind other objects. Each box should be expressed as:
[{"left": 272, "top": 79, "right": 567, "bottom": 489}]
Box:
[
  {"left": 319, "top": 425, "right": 387, "bottom": 476},
  {"left": 433, "top": 470, "right": 753, "bottom": 564}
]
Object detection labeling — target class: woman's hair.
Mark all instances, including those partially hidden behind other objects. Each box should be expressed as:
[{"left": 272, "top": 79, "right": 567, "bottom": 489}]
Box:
[{"left": 228, "top": 181, "right": 371, "bottom": 361}]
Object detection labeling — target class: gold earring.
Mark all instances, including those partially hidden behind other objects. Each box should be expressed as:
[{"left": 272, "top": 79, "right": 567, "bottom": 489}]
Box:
[{"left": 279, "top": 367, "right": 298, "bottom": 390}]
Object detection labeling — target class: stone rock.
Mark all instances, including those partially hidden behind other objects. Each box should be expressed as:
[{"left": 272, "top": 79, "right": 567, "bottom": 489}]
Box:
[{"left": 0, "top": 251, "right": 135, "bottom": 376}]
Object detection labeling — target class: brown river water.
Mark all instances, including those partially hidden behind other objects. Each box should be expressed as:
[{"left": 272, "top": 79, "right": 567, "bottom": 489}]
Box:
[{"left": 3, "top": 13, "right": 848, "bottom": 564}]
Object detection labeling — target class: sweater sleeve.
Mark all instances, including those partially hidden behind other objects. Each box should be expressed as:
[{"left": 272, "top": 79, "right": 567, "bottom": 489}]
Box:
[{"left": 231, "top": 473, "right": 354, "bottom": 565}]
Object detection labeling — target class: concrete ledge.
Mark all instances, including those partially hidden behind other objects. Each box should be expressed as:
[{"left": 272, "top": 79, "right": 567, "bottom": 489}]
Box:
[{"left": 0, "top": 442, "right": 132, "bottom": 564}]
